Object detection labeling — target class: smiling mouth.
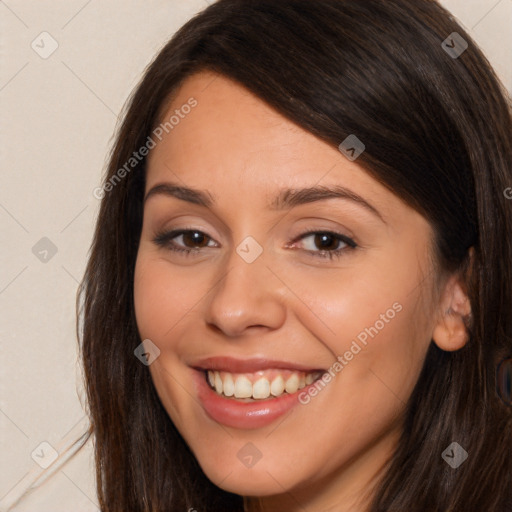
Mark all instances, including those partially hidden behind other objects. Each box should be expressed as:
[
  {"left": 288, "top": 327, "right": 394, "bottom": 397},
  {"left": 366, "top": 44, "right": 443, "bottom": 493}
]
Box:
[{"left": 204, "top": 369, "right": 324, "bottom": 401}]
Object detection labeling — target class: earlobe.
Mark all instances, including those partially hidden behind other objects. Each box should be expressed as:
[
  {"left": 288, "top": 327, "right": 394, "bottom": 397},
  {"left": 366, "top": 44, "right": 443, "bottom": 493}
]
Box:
[{"left": 432, "top": 274, "right": 472, "bottom": 352}]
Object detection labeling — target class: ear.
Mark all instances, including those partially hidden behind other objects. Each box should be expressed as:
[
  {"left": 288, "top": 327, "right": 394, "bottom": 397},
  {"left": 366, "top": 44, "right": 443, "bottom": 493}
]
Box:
[{"left": 432, "top": 270, "right": 472, "bottom": 352}]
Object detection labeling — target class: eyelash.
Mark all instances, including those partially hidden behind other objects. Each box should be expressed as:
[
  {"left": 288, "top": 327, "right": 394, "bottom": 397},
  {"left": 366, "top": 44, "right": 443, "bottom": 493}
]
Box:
[{"left": 152, "top": 228, "right": 357, "bottom": 260}]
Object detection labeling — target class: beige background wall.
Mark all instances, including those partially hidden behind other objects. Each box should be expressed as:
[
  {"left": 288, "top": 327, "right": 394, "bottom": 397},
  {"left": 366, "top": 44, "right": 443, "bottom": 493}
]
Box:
[{"left": 1, "top": 1, "right": 510, "bottom": 510}]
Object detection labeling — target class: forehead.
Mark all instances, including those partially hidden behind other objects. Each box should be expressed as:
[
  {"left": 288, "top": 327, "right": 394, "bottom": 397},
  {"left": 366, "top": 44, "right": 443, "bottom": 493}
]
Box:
[
  {"left": 150, "top": 71, "right": 329, "bottom": 168},
  {"left": 145, "top": 71, "right": 401, "bottom": 217}
]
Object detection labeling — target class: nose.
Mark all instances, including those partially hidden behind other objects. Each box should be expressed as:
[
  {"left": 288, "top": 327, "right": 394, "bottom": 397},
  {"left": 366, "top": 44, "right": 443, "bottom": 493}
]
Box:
[{"left": 203, "top": 244, "right": 287, "bottom": 338}]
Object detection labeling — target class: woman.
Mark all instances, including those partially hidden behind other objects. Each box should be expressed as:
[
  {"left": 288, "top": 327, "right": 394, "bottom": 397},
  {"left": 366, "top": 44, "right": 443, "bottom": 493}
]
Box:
[{"left": 78, "top": 0, "right": 512, "bottom": 510}]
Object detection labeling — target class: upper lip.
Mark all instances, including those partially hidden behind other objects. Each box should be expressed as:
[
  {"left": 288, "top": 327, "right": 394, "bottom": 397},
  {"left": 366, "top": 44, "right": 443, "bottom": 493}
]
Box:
[{"left": 191, "top": 356, "right": 325, "bottom": 373}]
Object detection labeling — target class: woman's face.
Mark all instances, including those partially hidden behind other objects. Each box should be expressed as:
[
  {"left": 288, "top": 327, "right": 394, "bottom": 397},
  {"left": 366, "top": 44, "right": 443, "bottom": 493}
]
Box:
[{"left": 134, "top": 71, "right": 441, "bottom": 510}]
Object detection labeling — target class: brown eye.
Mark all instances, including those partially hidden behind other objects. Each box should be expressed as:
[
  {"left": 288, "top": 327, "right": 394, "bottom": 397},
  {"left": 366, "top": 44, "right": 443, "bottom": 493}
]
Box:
[
  {"left": 293, "top": 230, "right": 357, "bottom": 260},
  {"left": 181, "top": 231, "right": 210, "bottom": 248},
  {"left": 153, "top": 229, "right": 216, "bottom": 255},
  {"left": 312, "top": 233, "right": 341, "bottom": 251}
]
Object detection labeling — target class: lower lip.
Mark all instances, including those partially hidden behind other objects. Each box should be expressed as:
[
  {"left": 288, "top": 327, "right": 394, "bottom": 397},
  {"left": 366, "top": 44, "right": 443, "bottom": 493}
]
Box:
[{"left": 193, "top": 370, "right": 312, "bottom": 429}]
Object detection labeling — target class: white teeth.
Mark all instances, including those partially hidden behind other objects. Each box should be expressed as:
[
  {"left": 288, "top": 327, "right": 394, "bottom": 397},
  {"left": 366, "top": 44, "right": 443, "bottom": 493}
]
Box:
[
  {"left": 214, "top": 371, "right": 223, "bottom": 394},
  {"left": 223, "top": 373, "right": 235, "bottom": 397},
  {"left": 234, "top": 375, "right": 253, "bottom": 398},
  {"left": 270, "top": 375, "right": 285, "bottom": 396},
  {"left": 206, "top": 369, "right": 322, "bottom": 400},
  {"left": 285, "top": 374, "right": 299, "bottom": 394},
  {"left": 252, "top": 377, "right": 271, "bottom": 399}
]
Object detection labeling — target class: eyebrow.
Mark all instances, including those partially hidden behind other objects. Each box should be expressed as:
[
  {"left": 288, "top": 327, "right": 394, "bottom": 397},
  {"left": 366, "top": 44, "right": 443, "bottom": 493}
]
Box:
[{"left": 144, "top": 181, "right": 385, "bottom": 222}]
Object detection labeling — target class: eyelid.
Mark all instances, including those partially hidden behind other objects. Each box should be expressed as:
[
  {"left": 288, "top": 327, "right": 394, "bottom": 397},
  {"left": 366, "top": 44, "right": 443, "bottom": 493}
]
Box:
[
  {"left": 288, "top": 229, "right": 357, "bottom": 248},
  {"left": 153, "top": 227, "right": 218, "bottom": 249},
  {"left": 152, "top": 226, "right": 358, "bottom": 261},
  {"left": 152, "top": 226, "right": 356, "bottom": 247}
]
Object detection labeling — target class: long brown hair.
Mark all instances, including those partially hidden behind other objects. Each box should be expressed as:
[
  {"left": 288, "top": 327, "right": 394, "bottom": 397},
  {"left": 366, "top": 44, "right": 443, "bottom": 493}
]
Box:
[{"left": 77, "top": 1, "right": 512, "bottom": 510}]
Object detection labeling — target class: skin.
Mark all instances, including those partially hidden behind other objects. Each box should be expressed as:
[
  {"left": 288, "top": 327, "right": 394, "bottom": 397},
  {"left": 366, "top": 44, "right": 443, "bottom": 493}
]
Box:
[{"left": 133, "top": 71, "right": 471, "bottom": 512}]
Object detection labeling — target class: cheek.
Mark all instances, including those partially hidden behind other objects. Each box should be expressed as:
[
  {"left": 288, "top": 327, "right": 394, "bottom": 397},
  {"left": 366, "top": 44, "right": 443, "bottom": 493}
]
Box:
[
  {"left": 284, "top": 256, "right": 432, "bottom": 401},
  {"left": 133, "top": 252, "right": 203, "bottom": 340},
  {"left": 288, "top": 279, "right": 430, "bottom": 476},
  {"left": 133, "top": 252, "right": 206, "bottom": 430}
]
